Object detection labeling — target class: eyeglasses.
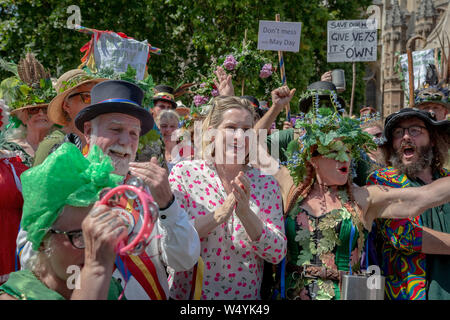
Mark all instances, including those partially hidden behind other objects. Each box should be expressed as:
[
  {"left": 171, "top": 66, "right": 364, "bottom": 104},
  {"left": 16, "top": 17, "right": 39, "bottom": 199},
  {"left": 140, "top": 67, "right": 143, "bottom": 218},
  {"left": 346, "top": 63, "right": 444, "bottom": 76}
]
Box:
[
  {"left": 392, "top": 125, "right": 427, "bottom": 139},
  {"left": 49, "top": 228, "right": 84, "bottom": 249},
  {"left": 67, "top": 91, "right": 91, "bottom": 104},
  {"left": 27, "top": 107, "right": 47, "bottom": 115}
]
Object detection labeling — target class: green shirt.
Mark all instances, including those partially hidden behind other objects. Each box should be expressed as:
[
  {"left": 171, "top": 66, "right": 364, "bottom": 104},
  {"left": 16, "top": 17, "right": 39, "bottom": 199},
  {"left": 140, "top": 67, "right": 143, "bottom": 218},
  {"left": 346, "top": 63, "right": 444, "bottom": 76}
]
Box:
[
  {"left": 266, "top": 128, "right": 294, "bottom": 164},
  {"left": 413, "top": 172, "right": 450, "bottom": 300},
  {"left": 33, "top": 130, "right": 66, "bottom": 166},
  {"left": 0, "top": 269, "right": 125, "bottom": 300}
]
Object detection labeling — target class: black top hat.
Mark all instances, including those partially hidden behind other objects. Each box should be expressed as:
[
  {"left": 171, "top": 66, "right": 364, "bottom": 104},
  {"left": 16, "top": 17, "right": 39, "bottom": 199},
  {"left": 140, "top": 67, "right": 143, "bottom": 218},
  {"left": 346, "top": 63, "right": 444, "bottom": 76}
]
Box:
[
  {"left": 298, "top": 81, "right": 346, "bottom": 114},
  {"left": 152, "top": 84, "right": 177, "bottom": 109},
  {"left": 74, "top": 80, "right": 154, "bottom": 136},
  {"left": 383, "top": 108, "right": 450, "bottom": 144},
  {"left": 154, "top": 84, "right": 174, "bottom": 94}
]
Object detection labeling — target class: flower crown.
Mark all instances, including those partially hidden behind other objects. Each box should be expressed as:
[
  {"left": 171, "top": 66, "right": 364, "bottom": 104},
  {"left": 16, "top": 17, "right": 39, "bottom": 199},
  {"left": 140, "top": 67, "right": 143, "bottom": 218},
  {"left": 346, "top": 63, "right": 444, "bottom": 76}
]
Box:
[{"left": 284, "top": 105, "right": 377, "bottom": 185}]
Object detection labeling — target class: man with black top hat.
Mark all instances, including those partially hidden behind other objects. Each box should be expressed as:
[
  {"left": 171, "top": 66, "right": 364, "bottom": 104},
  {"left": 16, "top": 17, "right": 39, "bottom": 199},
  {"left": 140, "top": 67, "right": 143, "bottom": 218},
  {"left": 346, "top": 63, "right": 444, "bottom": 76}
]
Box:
[
  {"left": 17, "top": 80, "right": 200, "bottom": 300},
  {"left": 367, "top": 108, "right": 450, "bottom": 300}
]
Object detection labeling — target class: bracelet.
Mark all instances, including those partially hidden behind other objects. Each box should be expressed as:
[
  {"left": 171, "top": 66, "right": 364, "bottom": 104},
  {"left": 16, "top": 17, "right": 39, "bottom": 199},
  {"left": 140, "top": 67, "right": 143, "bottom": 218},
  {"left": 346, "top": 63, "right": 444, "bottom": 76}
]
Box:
[{"left": 159, "top": 194, "right": 175, "bottom": 211}]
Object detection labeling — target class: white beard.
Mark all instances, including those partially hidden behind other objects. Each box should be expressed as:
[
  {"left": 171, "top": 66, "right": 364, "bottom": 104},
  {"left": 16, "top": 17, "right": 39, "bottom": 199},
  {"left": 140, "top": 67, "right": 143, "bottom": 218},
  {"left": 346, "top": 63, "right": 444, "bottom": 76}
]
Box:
[{"left": 90, "top": 130, "right": 134, "bottom": 176}]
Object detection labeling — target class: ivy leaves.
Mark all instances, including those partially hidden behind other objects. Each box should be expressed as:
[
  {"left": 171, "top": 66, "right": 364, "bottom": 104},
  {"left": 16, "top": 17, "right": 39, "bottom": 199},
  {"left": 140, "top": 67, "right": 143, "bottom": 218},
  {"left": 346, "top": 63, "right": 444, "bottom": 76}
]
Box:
[{"left": 285, "top": 106, "right": 377, "bottom": 184}]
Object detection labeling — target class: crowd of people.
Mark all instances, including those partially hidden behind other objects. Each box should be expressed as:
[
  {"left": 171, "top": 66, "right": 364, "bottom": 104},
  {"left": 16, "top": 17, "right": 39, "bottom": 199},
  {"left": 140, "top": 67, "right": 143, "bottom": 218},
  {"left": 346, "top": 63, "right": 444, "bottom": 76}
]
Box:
[{"left": 0, "top": 49, "right": 449, "bottom": 301}]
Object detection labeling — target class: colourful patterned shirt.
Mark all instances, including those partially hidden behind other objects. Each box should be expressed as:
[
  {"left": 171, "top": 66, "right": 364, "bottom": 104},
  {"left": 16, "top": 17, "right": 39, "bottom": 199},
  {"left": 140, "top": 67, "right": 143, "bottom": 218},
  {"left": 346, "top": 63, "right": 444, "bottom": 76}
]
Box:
[{"left": 367, "top": 166, "right": 449, "bottom": 300}]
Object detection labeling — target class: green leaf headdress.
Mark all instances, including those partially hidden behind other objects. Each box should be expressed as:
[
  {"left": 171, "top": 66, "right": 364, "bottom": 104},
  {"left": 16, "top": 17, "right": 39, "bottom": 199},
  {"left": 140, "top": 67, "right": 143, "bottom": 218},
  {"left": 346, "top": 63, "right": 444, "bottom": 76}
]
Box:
[
  {"left": 284, "top": 104, "right": 377, "bottom": 185},
  {"left": 21, "top": 143, "right": 123, "bottom": 250},
  {"left": 0, "top": 53, "right": 56, "bottom": 124}
]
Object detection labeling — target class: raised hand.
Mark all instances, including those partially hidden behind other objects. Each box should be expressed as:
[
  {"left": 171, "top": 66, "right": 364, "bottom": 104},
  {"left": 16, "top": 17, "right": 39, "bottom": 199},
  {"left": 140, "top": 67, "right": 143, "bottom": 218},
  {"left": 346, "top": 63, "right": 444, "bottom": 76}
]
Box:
[
  {"left": 129, "top": 157, "right": 174, "bottom": 209},
  {"left": 82, "top": 204, "right": 127, "bottom": 265},
  {"left": 213, "top": 192, "right": 236, "bottom": 224},
  {"left": 271, "top": 85, "right": 296, "bottom": 112},
  {"left": 230, "top": 171, "right": 251, "bottom": 217},
  {"left": 214, "top": 66, "right": 235, "bottom": 96},
  {"left": 321, "top": 70, "right": 332, "bottom": 82}
]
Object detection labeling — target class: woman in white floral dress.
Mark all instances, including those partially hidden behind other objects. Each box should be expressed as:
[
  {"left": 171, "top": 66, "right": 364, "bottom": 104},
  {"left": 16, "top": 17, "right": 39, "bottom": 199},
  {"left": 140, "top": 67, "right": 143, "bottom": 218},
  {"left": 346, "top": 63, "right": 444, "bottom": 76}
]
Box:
[{"left": 168, "top": 96, "right": 287, "bottom": 300}]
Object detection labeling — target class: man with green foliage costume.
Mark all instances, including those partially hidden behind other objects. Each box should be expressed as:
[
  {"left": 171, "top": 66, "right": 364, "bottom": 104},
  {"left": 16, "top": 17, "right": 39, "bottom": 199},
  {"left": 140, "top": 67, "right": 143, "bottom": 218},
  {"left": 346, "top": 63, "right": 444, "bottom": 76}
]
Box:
[{"left": 0, "top": 143, "right": 127, "bottom": 300}]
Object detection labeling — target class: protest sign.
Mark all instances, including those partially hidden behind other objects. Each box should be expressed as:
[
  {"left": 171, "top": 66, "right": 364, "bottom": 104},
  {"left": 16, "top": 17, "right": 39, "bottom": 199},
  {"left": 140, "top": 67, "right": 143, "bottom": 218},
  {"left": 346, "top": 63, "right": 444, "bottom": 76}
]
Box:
[
  {"left": 257, "top": 20, "right": 302, "bottom": 53},
  {"left": 398, "top": 48, "right": 435, "bottom": 105},
  {"left": 327, "top": 20, "right": 377, "bottom": 62}
]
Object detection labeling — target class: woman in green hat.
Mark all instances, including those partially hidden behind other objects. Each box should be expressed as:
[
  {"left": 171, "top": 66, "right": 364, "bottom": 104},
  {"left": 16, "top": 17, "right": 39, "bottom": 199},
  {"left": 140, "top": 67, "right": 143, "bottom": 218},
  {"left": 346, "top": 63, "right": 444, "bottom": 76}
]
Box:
[{"left": 0, "top": 143, "right": 127, "bottom": 300}]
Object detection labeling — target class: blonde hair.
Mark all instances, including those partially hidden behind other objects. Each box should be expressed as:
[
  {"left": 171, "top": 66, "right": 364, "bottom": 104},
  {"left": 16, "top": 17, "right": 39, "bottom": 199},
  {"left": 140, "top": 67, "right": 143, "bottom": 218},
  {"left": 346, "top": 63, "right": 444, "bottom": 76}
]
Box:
[
  {"left": 201, "top": 96, "right": 255, "bottom": 160},
  {"left": 157, "top": 109, "right": 179, "bottom": 126}
]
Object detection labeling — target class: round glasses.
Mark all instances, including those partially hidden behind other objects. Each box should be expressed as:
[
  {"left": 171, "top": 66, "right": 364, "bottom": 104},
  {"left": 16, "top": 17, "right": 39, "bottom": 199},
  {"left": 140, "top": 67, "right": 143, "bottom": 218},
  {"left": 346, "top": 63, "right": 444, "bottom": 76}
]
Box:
[
  {"left": 49, "top": 228, "right": 84, "bottom": 249},
  {"left": 392, "top": 125, "right": 427, "bottom": 139},
  {"left": 67, "top": 91, "right": 91, "bottom": 104}
]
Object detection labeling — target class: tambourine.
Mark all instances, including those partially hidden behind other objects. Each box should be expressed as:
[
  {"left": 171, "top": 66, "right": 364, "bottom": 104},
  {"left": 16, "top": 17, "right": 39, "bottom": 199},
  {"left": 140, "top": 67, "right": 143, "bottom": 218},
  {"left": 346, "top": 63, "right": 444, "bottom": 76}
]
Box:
[{"left": 99, "top": 176, "right": 159, "bottom": 256}]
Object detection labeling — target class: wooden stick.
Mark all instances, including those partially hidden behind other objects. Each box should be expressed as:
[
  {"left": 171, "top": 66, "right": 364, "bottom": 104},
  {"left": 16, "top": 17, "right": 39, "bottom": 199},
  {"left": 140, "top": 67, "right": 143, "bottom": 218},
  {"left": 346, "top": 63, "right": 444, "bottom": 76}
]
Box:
[
  {"left": 406, "top": 35, "right": 427, "bottom": 108},
  {"left": 275, "top": 14, "right": 290, "bottom": 121},
  {"left": 349, "top": 62, "right": 356, "bottom": 117},
  {"left": 241, "top": 29, "right": 247, "bottom": 96}
]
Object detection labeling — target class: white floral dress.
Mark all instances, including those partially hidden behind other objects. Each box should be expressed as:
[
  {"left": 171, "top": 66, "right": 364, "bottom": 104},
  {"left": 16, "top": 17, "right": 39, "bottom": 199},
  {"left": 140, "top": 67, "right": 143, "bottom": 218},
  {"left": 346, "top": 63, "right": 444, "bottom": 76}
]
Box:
[{"left": 168, "top": 160, "right": 287, "bottom": 300}]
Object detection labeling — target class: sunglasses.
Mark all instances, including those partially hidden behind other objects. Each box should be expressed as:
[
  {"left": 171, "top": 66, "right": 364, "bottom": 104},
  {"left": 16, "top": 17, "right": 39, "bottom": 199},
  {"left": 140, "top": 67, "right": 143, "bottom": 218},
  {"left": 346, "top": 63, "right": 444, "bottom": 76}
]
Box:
[
  {"left": 49, "top": 228, "right": 84, "bottom": 249},
  {"left": 27, "top": 107, "right": 47, "bottom": 115},
  {"left": 67, "top": 91, "right": 91, "bottom": 104}
]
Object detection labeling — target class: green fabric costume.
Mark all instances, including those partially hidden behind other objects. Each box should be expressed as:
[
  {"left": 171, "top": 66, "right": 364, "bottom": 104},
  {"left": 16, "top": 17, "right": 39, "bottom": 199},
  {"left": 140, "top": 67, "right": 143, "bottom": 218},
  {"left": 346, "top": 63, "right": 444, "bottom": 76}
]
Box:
[
  {"left": 21, "top": 142, "right": 123, "bottom": 250},
  {"left": 282, "top": 188, "right": 367, "bottom": 300},
  {"left": 0, "top": 270, "right": 124, "bottom": 300},
  {"left": 266, "top": 128, "right": 294, "bottom": 164}
]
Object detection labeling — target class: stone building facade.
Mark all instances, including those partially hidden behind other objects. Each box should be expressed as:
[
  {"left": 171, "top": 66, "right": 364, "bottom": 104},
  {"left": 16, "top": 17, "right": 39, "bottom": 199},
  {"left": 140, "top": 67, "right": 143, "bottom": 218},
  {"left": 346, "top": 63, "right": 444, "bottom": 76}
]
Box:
[{"left": 365, "top": 0, "right": 449, "bottom": 117}]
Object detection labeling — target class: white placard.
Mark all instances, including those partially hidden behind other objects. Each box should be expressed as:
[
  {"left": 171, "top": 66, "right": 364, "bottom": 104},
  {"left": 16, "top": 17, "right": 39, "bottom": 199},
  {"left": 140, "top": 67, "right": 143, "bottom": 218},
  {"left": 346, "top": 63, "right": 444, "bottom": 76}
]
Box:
[
  {"left": 327, "top": 20, "right": 377, "bottom": 62},
  {"left": 93, "top": 32, "right": 149, "bottom": 80},
  {"left": 398, "top": 48, "right": 435, "bottom": 105},
  {"left": 257, "top": 20, "right": 302, "bottom": 52}
]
